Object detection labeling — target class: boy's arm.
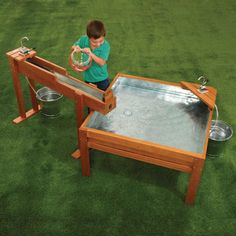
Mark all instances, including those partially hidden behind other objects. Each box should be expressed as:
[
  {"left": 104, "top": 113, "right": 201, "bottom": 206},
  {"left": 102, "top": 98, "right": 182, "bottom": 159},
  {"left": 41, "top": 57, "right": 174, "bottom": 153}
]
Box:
[
  {"left": 90, "top": 53, "right": 106, "bottom": 66},
  {"left": 82, "top": 48, "right": 106, "bottom": 66}
]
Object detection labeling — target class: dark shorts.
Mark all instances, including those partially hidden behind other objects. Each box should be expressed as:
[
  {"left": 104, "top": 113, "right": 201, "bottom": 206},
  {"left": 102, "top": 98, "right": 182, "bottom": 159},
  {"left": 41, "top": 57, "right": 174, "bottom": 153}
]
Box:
[{"left": 85, "top": 78, "right": 110, "bottom": 91}]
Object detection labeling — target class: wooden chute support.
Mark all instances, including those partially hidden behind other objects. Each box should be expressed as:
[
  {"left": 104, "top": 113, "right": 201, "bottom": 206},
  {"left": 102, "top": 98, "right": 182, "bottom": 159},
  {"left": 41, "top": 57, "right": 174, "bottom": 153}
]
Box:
[{"left": 6, "top": 48, "right": 116, "bottom": 158}]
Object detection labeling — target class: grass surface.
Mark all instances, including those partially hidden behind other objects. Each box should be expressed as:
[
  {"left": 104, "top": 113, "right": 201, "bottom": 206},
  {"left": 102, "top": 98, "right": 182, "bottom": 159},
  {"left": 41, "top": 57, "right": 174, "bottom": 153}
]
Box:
[{"left": 0, "top": 0, "right": 236, "bottom": 235}]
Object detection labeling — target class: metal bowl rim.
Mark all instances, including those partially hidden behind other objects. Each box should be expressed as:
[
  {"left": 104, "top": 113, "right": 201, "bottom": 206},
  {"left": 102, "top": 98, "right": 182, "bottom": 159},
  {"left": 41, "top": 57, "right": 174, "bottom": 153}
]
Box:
[{"left": 210, "top": 120, "right": 233, "bottom": 141}]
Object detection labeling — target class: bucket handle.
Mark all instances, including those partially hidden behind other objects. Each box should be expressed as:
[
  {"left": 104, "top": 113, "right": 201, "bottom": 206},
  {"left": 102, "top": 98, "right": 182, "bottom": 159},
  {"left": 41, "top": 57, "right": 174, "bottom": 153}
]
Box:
[{"left": 25, "top": 76, "right": 38, "bottom": 95}]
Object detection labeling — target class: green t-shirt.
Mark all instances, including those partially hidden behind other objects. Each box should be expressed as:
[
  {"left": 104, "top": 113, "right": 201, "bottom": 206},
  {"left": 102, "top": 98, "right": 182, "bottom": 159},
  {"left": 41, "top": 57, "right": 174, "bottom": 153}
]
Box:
[{"left": 74, "top": 35, "right": 110, "bottom": 83}]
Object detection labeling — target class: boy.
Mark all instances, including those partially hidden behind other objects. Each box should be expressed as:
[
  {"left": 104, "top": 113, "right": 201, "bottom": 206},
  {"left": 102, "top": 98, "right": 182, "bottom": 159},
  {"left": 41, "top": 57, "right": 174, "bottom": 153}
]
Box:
[{"left": 72, "top": 20, "right": 110, "bottom": 91}]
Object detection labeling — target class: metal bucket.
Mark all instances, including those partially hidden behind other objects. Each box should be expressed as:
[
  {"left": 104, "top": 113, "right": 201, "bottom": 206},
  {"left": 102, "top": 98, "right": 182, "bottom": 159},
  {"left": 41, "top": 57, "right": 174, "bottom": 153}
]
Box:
[
  {"left": 207, "top": 120, "right": 233, "bottom": 158},
  {"left": 36, "top": 87, "right": 63, "bottom": 118}
]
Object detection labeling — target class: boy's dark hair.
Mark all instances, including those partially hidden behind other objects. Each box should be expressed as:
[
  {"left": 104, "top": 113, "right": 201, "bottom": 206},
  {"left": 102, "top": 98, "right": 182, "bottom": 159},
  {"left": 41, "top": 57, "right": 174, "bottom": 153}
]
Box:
[{"left": 86, "top": 20, "right": 106, "bottom": 39}]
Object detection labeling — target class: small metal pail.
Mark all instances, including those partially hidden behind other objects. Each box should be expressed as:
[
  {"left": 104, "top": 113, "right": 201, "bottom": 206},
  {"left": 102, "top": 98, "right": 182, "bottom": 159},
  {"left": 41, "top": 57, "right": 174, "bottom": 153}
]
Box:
[
  {"left": 207, "top": 120, "right": 233, "bottom": 158},
  {"left": 36, "top": 87, "right": 63, "bottom": 118}
]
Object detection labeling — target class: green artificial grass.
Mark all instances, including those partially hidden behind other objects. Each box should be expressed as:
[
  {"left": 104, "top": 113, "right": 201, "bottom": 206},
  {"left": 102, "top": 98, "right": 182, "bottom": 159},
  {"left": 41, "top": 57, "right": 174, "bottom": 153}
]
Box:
[{"left": 0, "top": 0, "right": 236, "bottom": 235}]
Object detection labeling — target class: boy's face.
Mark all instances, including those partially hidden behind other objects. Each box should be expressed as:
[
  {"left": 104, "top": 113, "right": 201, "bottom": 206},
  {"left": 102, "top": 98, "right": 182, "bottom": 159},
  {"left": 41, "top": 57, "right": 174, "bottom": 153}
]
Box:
[{"left": 89, "top": 36, "right": 104, "bottom": 48}]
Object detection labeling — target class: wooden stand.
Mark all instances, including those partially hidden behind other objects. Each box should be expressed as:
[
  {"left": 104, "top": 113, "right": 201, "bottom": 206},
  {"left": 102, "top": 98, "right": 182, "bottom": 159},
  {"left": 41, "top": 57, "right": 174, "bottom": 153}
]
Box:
[{"left": 6, "top": 48, "right": 116, "bottom": 158}]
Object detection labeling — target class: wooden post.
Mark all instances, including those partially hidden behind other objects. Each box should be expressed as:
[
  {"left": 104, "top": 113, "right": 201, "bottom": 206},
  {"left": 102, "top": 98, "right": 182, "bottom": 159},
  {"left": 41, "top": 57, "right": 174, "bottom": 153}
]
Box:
[
  {"left": 185, "top": 159, "right": 205, "bottom": 204},
  {"left": 27, "top": 78, "right": 40, "bottom": 112},
  {"left": 79, "top": 128, "right": 90, "bottom": 176},
  {"left": 7, "top": 50, "right": 41, "bottom": 124},
  {"left": 71, "top": 94, "right": 84, "bottom": 159},
  {"left": 8, "top": 57, "right": 27, "bottom": 120}
]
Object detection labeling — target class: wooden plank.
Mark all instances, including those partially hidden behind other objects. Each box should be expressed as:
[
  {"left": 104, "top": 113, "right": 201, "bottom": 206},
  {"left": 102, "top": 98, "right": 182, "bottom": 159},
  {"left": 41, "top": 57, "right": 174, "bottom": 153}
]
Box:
[
  {"left": 6, "top": 48, "right": 21, "bottom": 56},
  {"left": 88, "top": 142, "right": 192, "bottom": 173},
  {"left": 180, "top": 81, "right": 217, "bottom": 110},
  {"left": 114, "top": 73, "right": 180, "bottom": 87},
  {"left": 71, "top": 149, "right": 81, "bottom": 159},
  {"left": 29, "top": 56, "right": 68, "bottom": 75},
  {"left": 15, "top": 50, "right": 37, "bottom": 61},
  {"left": 80, "top": 112, "right": 95, "bottom": 127},
  {"left": 87, "top": 129, "right": 203, "bottom": 160},
  {"left": 13, "top": 106, "right": 41, "bottom": 124},
  {"left": 88, "top": 137, "right": 194, "bottom": 166}
]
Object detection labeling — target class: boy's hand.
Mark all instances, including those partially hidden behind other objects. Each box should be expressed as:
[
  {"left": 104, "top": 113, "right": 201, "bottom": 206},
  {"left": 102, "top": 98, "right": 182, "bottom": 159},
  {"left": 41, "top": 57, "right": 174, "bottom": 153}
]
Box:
[
  {"left": 81, "top": 47, "right": 92, "bottom": 55},
  {"left": 80, "top": 47, "right": 106, "bottom": 66},
  {"left": 72, "top": 45, "right": 81, "bottom": 52}
]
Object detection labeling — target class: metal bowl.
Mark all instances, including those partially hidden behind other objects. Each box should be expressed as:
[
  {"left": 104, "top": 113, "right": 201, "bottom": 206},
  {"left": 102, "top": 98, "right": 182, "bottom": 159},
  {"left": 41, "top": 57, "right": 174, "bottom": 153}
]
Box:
[{"left": 209, "top": 120, "right": 233, "bottom": 141}]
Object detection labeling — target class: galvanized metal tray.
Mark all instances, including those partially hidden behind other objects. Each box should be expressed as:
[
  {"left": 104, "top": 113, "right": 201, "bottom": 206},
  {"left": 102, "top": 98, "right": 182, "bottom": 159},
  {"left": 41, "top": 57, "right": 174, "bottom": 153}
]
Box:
[{"left": 87, "top": 76, "right": 210, "bottom": 154}]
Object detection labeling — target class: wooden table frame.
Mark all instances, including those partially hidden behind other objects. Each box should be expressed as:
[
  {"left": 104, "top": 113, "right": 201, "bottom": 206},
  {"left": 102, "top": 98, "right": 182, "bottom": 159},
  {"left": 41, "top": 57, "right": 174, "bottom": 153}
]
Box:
[{"left": 78, "top": 73, "right": 217, "bottom": 204}]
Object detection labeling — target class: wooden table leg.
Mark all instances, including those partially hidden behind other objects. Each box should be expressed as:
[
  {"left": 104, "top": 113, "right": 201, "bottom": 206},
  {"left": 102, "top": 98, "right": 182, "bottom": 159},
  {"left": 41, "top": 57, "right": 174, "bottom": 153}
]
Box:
[{"left": 185, "top": 159, "right": 205, "bottom": 204}]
